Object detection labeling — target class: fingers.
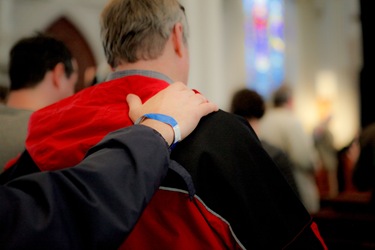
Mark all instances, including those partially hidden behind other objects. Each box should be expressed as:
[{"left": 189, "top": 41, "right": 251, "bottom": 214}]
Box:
[
  {"left": 169, "top": 82, "right": 196, "bottom": 98},
  {"left": 194, "top": 93, "right": 208, "bottom": 104},
  {"left": 199, "top": 101, "right": 219, "bottom": 116},
  {"left": 191, "top": 93, "right": 218, "bottom": 116},
  {"left": 169, "top": 81, "right": 187, "bottom": 90},
  {"left": 168, "top": 83, "right": 218, "bottom": 115}
]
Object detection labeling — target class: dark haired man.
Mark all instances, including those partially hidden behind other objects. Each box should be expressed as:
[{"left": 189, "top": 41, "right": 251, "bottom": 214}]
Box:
[
  {"left": 230, "top": 88, "right": 300, "bottom": 199},
  {"left": 0, "top": 34, "right": 77, "bottom": 170}
]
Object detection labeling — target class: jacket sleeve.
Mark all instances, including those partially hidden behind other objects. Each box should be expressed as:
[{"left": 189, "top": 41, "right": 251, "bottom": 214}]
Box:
[{"left": 0, "top": 125, "right": 170, "bottom": 250}]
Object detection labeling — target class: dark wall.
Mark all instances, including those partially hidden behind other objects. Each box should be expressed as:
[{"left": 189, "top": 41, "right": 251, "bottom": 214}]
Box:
[{"left": 359, "top": 0, "right": 375, "bottom": 129}]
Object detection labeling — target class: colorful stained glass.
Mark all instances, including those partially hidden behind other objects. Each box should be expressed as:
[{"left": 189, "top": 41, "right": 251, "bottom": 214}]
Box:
[{"left": 243, "top": 0, "right": 285, "bottom": 99}]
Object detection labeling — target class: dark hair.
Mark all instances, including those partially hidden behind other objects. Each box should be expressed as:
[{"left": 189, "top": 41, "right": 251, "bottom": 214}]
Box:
[
  {"left": 8, "top": 33, "right": 74, "bottom": 90},
  {"left": 273, "top": 84, "right": 292, "bottom": 107},
  {"left": 0, "top": 85, "right": 8, "bottom": 103},
  {"left": 230, "top": 88, "right": 265, "bottom": 119}
]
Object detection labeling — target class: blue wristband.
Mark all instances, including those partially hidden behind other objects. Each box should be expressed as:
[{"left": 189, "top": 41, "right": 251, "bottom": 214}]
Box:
[{"left": 135, "top": 113, "right": 181, "bottom": 148}]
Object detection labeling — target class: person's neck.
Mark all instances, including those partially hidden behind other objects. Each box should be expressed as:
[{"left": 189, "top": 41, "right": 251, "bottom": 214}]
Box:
[
  {"left": 115, "top": 59, "right": 176, "bottom": 81},
  {"left": 6, "top": 89, "right": 44, "bottom": 111},
  {"left": 249, "top": 118, "right": 260, "bottom": 135}
]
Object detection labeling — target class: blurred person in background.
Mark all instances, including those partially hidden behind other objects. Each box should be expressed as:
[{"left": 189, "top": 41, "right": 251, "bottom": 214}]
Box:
[
  {"left": 352, "top": 122, "right": 375, "bottom": 211},
  {"left": 259, "top": 84, "right": 321, "bottom": 214},
  {"left": 230, "top": 87, "right": 300, "bottom": 199},
  {"left": 0, "top": 86, "right": 8, "bottom": 103},
  {"left": 0, "top": 34, "right": 78, "bottom": 171},
  {"left": 313, "top": 115, "right": 339, "bottom": 198}
]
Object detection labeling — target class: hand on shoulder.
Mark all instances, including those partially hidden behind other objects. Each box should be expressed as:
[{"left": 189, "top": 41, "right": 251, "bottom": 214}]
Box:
[{"left": 127, "top": 82, "right": 218, "bottom": 146}]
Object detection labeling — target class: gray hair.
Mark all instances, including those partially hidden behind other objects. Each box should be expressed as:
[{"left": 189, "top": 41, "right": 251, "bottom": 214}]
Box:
[{"left": 100, "top": 0, "right": 189, "bottom": 68}]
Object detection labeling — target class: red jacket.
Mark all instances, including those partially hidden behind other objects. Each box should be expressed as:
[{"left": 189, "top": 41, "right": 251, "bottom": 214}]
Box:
[{"left": 16, "top": 73, "right": 327, "bottom": 249}]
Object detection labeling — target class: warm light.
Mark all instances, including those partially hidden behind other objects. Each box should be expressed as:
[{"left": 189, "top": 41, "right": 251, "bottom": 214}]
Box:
[
  {"left": 315, "top": 70, "right": 337, "bottom": 100},
  {"left": 315, "top": 70, "right": 337, "bottom": 121}
]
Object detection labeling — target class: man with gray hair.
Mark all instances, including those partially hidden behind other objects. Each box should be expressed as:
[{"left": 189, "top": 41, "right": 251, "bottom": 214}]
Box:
[{"left": 4, "top": 0, "right": 327, "bottom": 249}]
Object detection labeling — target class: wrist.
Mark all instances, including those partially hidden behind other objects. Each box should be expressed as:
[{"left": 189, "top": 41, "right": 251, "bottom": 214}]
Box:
[
  {"left": 135, "top": 113, "right": 181, "bottom": 149},
  {"left": 139, "top": 119, "right": 174, "bottom": 146}
]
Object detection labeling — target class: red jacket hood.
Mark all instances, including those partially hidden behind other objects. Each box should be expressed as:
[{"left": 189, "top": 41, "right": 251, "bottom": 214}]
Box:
[{"left": 26, "top": 75, "right": 168, "bottom": 171}]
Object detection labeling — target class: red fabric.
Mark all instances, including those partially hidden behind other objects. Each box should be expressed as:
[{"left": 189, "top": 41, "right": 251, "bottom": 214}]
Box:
[
  {"left": 310, "top": 222, "right": 328, "bottom": 250},
  {"left": 121, "top": 189, "right": 244, "bottom": 250},
  {"left": 26, "top": 76, "right": 168, "bottom": 171},
  {"left": 3, "top": 155, "right": 19, "bottom": 171}
]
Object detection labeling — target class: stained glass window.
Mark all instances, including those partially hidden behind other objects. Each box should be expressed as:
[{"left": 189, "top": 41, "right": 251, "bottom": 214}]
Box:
[{"left": 243, "top": 0, "right": 285, "bottom": 99}]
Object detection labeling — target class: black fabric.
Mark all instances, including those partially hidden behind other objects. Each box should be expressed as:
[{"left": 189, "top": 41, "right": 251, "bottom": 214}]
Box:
[
  {"left": 261, "top": 140, "right": 301, "bottom": 199},
  {"left": 0, "top": 150, "right": 40, "bottom": 184},
  {"left": 171, "top": 110, "right": 324, "bottom": 249},
  {"left": 0, "top": 126, "right": 170, "bottom": 250}
]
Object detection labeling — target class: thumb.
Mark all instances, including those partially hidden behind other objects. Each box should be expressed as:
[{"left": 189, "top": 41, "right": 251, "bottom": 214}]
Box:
[
  {"left": 126, "top": 93, "right": 142, "bottom": 109},
  {"left": 127, "top": 94, "right": 143, "bottom": 123}
]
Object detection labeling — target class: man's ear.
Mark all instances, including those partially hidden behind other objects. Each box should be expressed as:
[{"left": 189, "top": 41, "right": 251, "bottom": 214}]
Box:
[
  {"left": 52, "top": 62, "right": 65, "bottom": 88},
  {"left": 171, "top": 23, "right": 185, "bottom": 58}
]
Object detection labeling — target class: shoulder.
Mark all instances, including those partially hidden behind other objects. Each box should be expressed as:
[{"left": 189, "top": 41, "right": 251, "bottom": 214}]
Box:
[
  {"left": 172, "top": 109, "right": 263, "bottom": 160},
  {"left": 0, "top": 105, "right": 32, "bottom": 117},
  {"left": 202, "top": 110, "right": 250, "bottom": 127},
  {"left": 0, "top": 106, "right": 32, "bottom": 128},
  {"left": 191, "top": 110, "right": 258, "bottom": 141}
]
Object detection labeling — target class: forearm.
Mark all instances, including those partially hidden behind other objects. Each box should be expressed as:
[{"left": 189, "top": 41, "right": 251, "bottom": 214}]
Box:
[{"left": 0, "top": 125, "right": 170, "bottom": 249}]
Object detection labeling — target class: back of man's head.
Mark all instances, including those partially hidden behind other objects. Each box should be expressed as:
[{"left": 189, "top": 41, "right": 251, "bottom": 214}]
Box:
[
  {"left": 272, "top": 84, "right": 292, "bottom": 108},
  {"left": 230, "top": 88, "right": 265, "bottom": 120},
  {"left": 100, "top": 0, "right": 189, "bottom": 68},
  {"left": 9, "top": 34, "right": 74, "bottom": 91}
]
